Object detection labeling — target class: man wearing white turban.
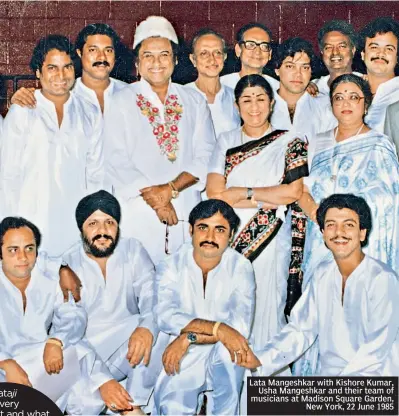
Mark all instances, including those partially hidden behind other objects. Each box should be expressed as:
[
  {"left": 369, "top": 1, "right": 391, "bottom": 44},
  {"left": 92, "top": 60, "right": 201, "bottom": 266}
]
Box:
[{"left": 103, "top": 16, "right": 216, "bottom": 265}]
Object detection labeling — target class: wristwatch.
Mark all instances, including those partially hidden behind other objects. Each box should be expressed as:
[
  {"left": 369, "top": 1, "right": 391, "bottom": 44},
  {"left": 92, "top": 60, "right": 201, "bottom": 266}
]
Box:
[
  {"left": 246, "top": 187, "right": 254, "bottom": 200},
  {"left": 168, "top": 181, "right": 179, "bottom": 199},
  {"left": 187, "top": 332, "right": 197, "bottom": 344}
]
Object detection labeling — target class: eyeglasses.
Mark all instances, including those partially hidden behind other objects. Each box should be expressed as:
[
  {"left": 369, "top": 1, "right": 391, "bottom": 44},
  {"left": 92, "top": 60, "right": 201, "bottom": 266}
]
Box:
[
  {"left": 165, "top": 220, "right": 186, "bottom": 255},
  {"left": 332, "top": 93, "right": 365, "bottom": 105},
  {"left": 239, "top": 40, "right": 271, "bottom": 52}
]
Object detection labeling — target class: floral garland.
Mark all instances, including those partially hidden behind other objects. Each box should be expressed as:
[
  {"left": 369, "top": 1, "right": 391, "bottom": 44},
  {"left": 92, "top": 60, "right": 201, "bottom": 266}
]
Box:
[{"left": 136, "top": 93, "right": 183, "bottom": 162}]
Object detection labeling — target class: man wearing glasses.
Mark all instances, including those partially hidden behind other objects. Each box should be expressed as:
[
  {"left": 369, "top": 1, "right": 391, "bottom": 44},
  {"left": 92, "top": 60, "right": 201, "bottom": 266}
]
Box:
[
  {"left": 220, "top": 22, "right": 279, "bottom": 91},
  {"left": 153, "top": 199, "right": 255, "bottom": 415}
]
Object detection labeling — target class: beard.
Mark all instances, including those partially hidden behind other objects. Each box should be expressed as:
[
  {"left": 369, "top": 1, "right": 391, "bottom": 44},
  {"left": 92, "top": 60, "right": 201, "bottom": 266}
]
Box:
[{"left": 82, "top": 228, "right": 120, "bottom": 258}]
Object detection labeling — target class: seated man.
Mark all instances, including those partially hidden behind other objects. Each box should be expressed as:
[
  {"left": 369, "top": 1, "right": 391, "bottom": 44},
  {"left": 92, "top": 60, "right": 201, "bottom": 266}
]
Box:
[
  {"left": 0, "top": 217, "right": 112, "bottom": 414},
  {"left": 241, "top": 194, "right": 399, "bottom": 377},
  {"left": 63, "top": 190, "right": 167, "bottom": 415},
  {"left": 153, "top": 199, "right": 256, "bottom": 415}
]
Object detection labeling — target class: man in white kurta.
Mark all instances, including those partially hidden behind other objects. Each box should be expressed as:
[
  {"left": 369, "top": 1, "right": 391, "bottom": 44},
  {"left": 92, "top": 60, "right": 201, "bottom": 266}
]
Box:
[
  {"left": 220, "top": 23, "right": 279, "bottom": 91},
  {"left": 103, "top": 16, "right": 215, "bottom": 264},
  {"left": 0, "top": 217, "right": 111, "bottom": 414},
  {"left": 63, "top": 190, "right": 167, "bottom": 414},
  {"left": 241, "top": 194, "right": 399, "bottom": 377},
  {"left": 271, "top": 37, "right": 336, "bottom": 165},
  {"left": 153, "top": 199, "right": 256, "bottom": 415},
  {"left": 360, "top": 17, "right": 399, "bottom": 132},
  {"left": 0, "top": 35, "right": 103, "bottom": 258}
]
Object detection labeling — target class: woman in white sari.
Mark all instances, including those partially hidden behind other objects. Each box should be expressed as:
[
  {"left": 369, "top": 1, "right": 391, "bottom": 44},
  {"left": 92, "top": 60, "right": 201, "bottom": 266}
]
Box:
[{"left": 206, "top": 74, "right": 308, "bottom": 354}]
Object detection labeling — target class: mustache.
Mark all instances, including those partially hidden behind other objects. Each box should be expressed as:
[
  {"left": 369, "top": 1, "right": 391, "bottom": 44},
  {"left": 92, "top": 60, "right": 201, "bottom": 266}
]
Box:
[
  {"left": 371, "top": 56, "right": 389, "bottom": 64},
  {"left": 92, "top": 61, "right": 110, "bottom": 67},
  {"left": 200, "top": 241, "right": 219, "bottom": 248},
  {"left": 330, "top": 236, "right": 351, "bottom": 242},
  {"left": 92, "top": 234, "right": 114, "bottom": 243}
]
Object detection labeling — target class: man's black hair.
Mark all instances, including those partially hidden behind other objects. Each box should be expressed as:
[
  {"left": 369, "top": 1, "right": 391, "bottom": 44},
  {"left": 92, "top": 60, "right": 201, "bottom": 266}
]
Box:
[
  {"left": 359, "top": 17, "right": 399, "bottom": 55},
  {"left": 317, "top": 20, "right": 358, "bottom": 51},
  {"left": 275, "top": 37, "right": 315, "bottom": 69},
  {"left": 30, "top": 34, "right": 77, "bottom": 73},
  {"left": 75, "top": 23, "right": 123, "bottom": 53},
  {"left": 189, "top": 199, "right": 240, "bottom": 235},
  {"left": 236, "top": 22, "right": 272, "bottom": 43},
  {"left": 316, "top": 194, "right": 372, "bottom": 248},
  {"left": 0, "top": 217, "right": 42, "bottom": 259}
]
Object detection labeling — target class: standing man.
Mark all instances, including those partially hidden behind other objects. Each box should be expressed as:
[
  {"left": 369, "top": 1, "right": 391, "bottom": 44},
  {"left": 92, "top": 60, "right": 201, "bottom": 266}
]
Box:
[
  {"left": 11, "top": 23, "right": 128, "bottom": 115},
  {"left": 104, "top": 16, "right": 216, "bottom": 264},
  {"left": 361, "top": 17, "right": 399, "bottom": 132},
  {"left": 153, "top": 199, "right": 255, "bottom": 415},
  {"left": 220, "top": 22, "right": 279, "bottom": 91},
  {"left": 241, "top": 194, "right": 399, "bottom": 377},
  {"left": 0, "top": 35, "right": 103, "bottom": 257},
  {"left": 63, "top": 190, "right": 167, "bottom": 415},
  {"left": 271, "top": 37, "right": 336, "bottom": 163},
  {"left": 313, "top": 20, "right": 361, "bottom": 95}
]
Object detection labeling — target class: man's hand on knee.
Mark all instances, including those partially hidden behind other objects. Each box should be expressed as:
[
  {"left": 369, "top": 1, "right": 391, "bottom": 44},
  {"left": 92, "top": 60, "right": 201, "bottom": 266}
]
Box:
[
  {"left": 43, "top": 341, "right": 64, "bottom": 374},
  {"left": 216, "top": 323, "right": 250, "bottom": 365},
  {"left": 99, "top": 379, "right": 133, "bottom": 412},
  {"left": 1, "top": 359, "right": 32, "bottom": 386},
  {"left": 162, "top": 335, "right": 190, "bottom": 376},
  {"left": 126, "top": 327, "right": 154, "bottom": 366},
  {"left": 238, "top": 347, "right": 262, "bottom": 370}
]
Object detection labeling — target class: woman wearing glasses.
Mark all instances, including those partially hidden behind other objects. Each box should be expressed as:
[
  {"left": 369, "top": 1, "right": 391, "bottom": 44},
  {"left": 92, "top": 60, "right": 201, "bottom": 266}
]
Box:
[
  {"left": 185, "top": 29, "right": 240, "bottom": 138},
  {"left": 206, "top": 74, "right": 308, "bottom": 355},
  {"left": 299, "top": 73, "right": 399, "bottom": 279}
]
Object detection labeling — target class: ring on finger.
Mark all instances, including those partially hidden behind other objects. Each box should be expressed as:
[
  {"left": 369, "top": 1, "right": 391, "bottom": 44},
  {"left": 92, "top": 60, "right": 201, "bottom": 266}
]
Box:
[{"left": 110, "top": 403, "right": 117, "bottom": 410}]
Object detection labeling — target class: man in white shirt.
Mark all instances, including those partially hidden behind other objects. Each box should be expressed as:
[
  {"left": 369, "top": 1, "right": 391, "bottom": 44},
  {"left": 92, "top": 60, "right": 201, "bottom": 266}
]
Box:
[
  {"left": 0, "top": 216, "right": 112, "bottom": 414},
  {"left": 220, "top": 22, "right": 279, "bottom": 91},
  {"left": 153, "top": 199, "right": 255, "bottom": 415},
  {"left": 63, "top": 190, "right": 166, "bottom": 415},
  {"left": 0, "top": 35, "right": 103, "bottom": 257},
  {"left": 104, "top": 16, "right": 216, "bottom": 264},
  {"left": 313, "top": 20, "right": 361, "bottom": 95},
  {"left": 11, "top": 23, "right": 128, "bottom": 115},
  {"left": 241, "top": 194, "right": 399, "bottom": 377},
  {"left": 271, "top": 37, "right": 336, "bottom": 163},
  {"left": 361, "top": 17, "right": 399, "bottom": 132}
]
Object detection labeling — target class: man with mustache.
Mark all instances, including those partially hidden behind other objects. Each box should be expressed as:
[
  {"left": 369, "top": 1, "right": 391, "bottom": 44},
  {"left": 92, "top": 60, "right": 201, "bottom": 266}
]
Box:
[
  {"left": 62, "top": 190, "right": 167, "bottom": 415},
  {"left": 313, "top": 20, "right": 362, "bottom": 95},
  {"left": 11, "top": 23, "right": 128, "bottom": 114},
  {"left": 153, "top": 199, "right": 255, "bottom": 415},
  {"left": 240, "top": 194, "right": 399, "bottom": 377},
  {"left": 361, "top": 17, "right": 399, "bottom": 132}
]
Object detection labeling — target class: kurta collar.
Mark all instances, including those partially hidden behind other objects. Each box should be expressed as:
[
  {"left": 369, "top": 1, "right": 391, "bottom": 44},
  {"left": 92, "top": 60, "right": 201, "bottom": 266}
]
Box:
[
  {"left": 35, "top": 89, "right": 73, "bottom": 112},
  {"left": 74, "top": 76, "right": 117, "bottom": 98},
  {"left": 137, "top": 77, "right": 174, "bottom": 107}
]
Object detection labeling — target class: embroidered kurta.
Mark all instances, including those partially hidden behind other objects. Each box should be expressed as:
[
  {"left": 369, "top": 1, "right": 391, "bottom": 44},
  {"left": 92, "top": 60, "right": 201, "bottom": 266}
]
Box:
[
  {"left": 303, "top": 129, "right": 399, "bottom": 278},
  {"left": 366, "top": 76, "right": 399, "bottom": 133},
  {"left": 185, "top": 82, "right": 240, "bottom": 138},
  {"left": 103, "top": 79, "right": 216, "bottom": 264},
  {"left": 0, "top": 90, "right": 104, "bottom": 257},
  {"left": 220, "top": 72, "right": 279, "bottom": 91},
  {"left": 256, "top": 255, "right": 399, "bottom": 377},
  {"left": 312, "top": 72, "right": 364, "bottom": 96}
]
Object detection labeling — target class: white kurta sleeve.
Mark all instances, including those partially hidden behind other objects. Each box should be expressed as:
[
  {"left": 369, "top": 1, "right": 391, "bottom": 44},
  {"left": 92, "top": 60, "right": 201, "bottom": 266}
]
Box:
[
  {"left": 0, "top": 105, "right": 29, "bottom": 214},
  {"left": 130, "top": 240, "right": 158, "bottom": 340},
  {"left": 340, "top": 272, "right": 399, "bottom": 376},
  {"left": 36, "top": 251, "right": 62, "bottom": 277},
  {"left": 86, "top": 110, "right": 105, "bottom": 192},
  {"left": 208, "top": 133, "right": 229, "bottom": 175},
  {"left": 103, "top": 92, "right": 151, "bottom": 200},
  {"left": 224, "top": 261, "right": 255, "bottom": 338},
  {"left": 155, "top": 260, "right": 197, "bottom": 336},
  {"left": 49, "top": 289, "right": 87, "bottom": 349},
  {"left": 256, "top": 277, "right": 319, "bottom": 375},
  {"left": 180, "top": 96, "right": 216, "bottom": 188}
]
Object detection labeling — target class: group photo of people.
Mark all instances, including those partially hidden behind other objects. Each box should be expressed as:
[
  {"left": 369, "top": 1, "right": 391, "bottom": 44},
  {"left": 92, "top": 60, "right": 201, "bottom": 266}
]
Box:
[{"left": 0, "top": 1, "right": 398, "bottom": 414}]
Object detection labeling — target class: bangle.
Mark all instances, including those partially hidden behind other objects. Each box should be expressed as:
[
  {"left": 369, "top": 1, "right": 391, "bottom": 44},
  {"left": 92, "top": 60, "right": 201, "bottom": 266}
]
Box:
[
  {"left": 213, "top": 321, "right": 222, "bottom": 338},
  {"left": 46, "top": 338, "right": 63, "bottom": 350}
]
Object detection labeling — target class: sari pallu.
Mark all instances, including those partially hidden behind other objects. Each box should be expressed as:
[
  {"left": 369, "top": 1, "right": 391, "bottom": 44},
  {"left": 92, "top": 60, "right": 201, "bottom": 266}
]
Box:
[{"left": 224, "top": 130, "right": 308, "bottom": 350}]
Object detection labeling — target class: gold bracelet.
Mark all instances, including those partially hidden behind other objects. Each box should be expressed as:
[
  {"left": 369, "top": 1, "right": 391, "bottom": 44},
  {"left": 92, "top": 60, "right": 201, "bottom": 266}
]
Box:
[
  {"left": 46, "top": 338, "right": 63, "bottom": 350},
  {"left": 213, "top": 321, "right": 222, "bottom": 339}
]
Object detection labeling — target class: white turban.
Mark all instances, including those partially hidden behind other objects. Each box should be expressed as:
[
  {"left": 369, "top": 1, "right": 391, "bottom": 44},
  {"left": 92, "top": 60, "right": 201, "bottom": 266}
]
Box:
[{"left": 133, "top": 16, "right": 178, "bottom": 49}]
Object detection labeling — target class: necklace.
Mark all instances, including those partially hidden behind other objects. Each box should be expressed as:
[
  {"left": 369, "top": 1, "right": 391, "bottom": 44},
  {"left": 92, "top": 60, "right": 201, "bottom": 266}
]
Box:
[
  {"left": 241, "top": 124, "right": 273, "bottom": 145},
  {"left": 330, "top": 123, "right": 364, "bottom": 182}
]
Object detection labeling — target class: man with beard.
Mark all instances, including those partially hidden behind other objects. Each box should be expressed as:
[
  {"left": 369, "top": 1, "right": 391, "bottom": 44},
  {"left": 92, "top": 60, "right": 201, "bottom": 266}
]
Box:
[
  {"left": 62, "top": 190, "right": 166, "bottom": 415},
  {"left": 11, "top": 23, "right": 128, "bottom": 115},
  {"left": 240, "top": 194, "right": 399, "bottom": 377},
  {"left": 361, "top": 17, "right": 399, "bottom": 132},
  {"left": 153, "top": 199, "right": 255, "bottom": 415},
  {"left": 313, "top": 20, "right": 362, "bottom": 95}
]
